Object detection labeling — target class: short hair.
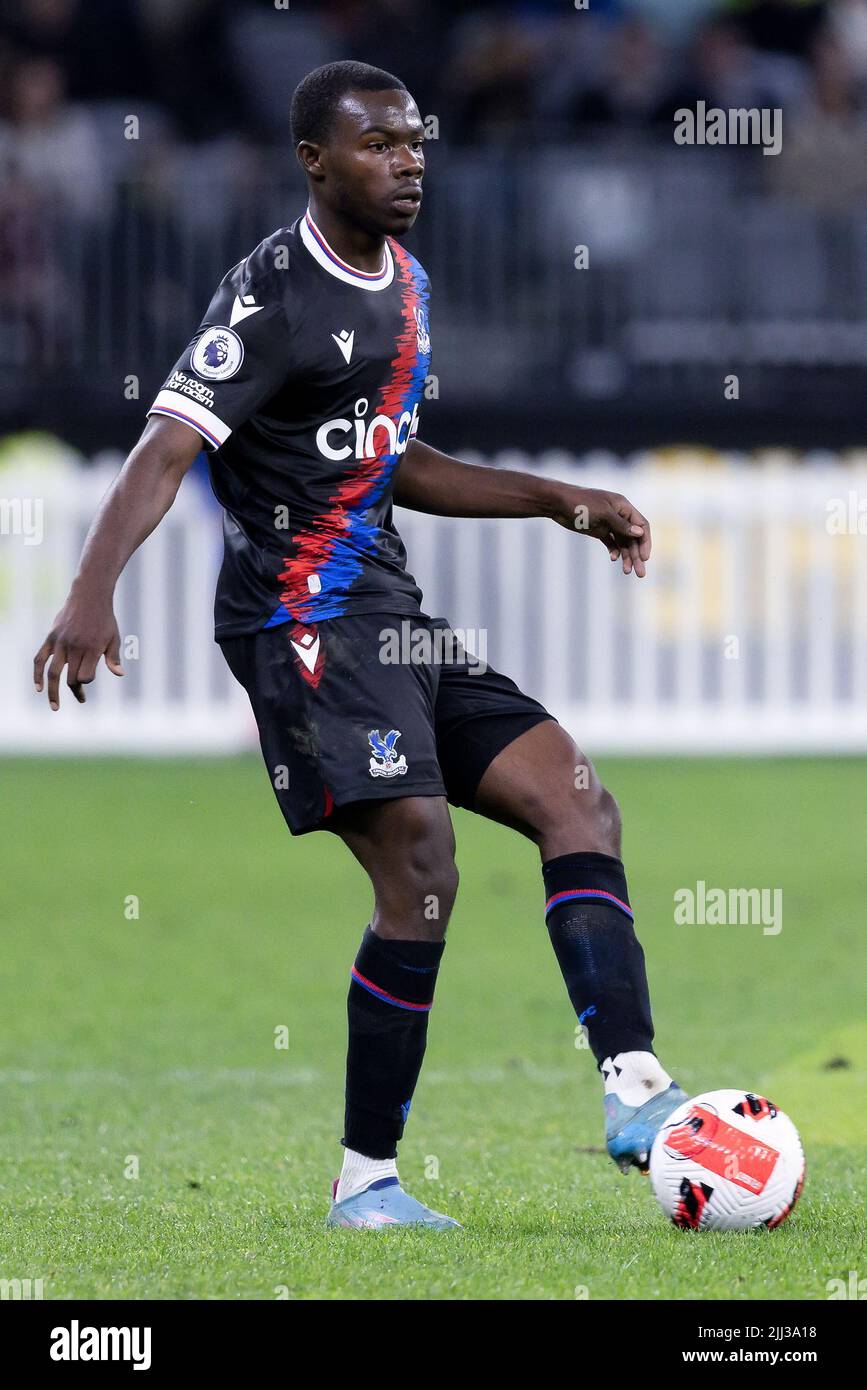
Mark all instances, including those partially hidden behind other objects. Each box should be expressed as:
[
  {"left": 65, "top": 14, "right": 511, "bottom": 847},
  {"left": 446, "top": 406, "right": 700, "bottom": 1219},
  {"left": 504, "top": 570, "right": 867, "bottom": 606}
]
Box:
[{"left": 290, "top": 61, "right": 407, "bottom": 147}]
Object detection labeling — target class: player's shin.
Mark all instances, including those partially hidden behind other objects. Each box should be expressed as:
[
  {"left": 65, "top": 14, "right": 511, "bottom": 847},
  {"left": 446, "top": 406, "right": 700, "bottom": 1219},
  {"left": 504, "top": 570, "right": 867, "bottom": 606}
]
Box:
[
  {"left": 337, "top": 926, "right": 444, "bottom": 1201},
  {"left": 542, "top": 852, "right": 674, "bottom": 1104}
]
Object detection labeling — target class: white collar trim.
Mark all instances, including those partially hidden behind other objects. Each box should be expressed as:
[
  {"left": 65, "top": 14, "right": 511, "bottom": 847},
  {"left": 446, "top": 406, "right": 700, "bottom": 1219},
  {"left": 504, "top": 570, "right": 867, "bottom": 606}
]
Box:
[{"left": 300, "top": 209, "right": 394, "bottom": 291}]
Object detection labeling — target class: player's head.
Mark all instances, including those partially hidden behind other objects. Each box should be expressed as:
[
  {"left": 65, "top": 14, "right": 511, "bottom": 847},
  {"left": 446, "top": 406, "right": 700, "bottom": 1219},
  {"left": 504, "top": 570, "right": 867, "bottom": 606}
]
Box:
[{"left": 291, "top": 61, "right": 425, "bottom": 237}]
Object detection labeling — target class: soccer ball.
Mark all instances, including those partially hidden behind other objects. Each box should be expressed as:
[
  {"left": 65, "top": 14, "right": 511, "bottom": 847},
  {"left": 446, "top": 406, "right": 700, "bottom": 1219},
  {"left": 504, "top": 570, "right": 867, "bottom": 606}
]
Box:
[{"left": 649, "top": 1089, "right": 805, "bottom": 1231}]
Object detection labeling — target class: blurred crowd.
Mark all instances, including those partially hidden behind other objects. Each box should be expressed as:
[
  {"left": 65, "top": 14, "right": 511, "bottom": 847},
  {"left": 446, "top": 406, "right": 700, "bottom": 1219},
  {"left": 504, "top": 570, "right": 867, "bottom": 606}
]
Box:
[
  {"left": 3, "top": 0, "right": 867, "bottom": 241},
  {"left": 2, "top": 0, "right": 867, "bottom": 172},
  {"left": 4, "top": 0, "right": 867, "bottom": 437}
]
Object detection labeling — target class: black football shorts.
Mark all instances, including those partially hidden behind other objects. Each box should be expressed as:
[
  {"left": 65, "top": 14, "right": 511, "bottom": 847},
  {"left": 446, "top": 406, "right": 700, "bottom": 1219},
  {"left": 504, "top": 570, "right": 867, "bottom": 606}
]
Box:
[{"left": 219, "top": 612, "right": 554, "bottom": 834}]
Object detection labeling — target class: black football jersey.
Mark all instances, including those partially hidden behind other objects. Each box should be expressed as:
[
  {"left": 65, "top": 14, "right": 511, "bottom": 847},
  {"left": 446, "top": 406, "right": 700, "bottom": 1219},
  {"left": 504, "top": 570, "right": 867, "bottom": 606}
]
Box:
[{"left": 147, "top": 210, "right": 432, "bottom": 636}]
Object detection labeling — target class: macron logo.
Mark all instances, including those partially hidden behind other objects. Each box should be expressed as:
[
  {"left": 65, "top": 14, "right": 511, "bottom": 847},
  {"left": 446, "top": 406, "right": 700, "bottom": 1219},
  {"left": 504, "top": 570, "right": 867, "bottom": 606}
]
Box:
[
  {"left": 50, "top": 1321, "right": 152, "bottom": 1371},
  {"left": 230, "top": 293, "right": 264, "bottom": 327},
  {"left": 290, "top": 633, "right": 320, "bottom": 674},
  {"left": 332, "top": 328, "right": 355, "bottom": 364}
]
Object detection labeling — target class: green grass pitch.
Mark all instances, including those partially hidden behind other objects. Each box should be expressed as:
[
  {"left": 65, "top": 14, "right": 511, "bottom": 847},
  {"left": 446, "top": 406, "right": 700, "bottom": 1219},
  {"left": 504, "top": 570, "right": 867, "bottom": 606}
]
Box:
[{"left": 1, "top": 755, "right": 864, "bottom": 1300}]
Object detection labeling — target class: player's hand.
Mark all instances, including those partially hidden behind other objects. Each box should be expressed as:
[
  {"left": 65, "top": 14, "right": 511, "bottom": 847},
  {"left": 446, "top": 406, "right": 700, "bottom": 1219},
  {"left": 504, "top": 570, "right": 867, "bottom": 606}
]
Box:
[
  {"left": 33, "top": 593, "right": 124, "bottom": 710},
  {"left": 551, "top": 485, "right": 652, "bottom": 577}
]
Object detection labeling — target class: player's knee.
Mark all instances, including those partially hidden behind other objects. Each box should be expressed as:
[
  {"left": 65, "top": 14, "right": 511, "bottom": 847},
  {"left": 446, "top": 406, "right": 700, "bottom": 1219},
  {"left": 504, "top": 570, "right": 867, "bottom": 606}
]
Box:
[
  {"left": 564, "top": 777, "right": 621, "bottom": 852},
  {"left": 388, "top": 801, "right": 459, "bottom": 918},
  {"left": 420, "top": 857, "right": 459, "bottom": 928},
  {"left": 592, "top": 785, "right": 622, "bottom": 856},
  {"left": 534, "top": 775, "right": 622, "bottom": 856},
  {"left": 409, "top": 838, "right": 459, "bottom": 919}
]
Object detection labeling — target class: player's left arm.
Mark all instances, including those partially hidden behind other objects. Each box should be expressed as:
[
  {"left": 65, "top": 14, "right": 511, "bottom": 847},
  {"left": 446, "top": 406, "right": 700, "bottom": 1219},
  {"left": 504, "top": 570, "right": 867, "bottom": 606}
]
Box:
[{"left": 394, "top": 438, "right": 652, "bottom": 577}]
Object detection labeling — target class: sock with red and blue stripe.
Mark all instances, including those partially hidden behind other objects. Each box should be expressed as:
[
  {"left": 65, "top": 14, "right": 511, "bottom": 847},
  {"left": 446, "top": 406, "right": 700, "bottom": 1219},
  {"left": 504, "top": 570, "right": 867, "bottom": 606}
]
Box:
[
  {"left": 543, "top": 851, "right": 654, "bottom": 1067},
  {"left": 343, "top": 926, "right": 444, "bottom": 1160}
]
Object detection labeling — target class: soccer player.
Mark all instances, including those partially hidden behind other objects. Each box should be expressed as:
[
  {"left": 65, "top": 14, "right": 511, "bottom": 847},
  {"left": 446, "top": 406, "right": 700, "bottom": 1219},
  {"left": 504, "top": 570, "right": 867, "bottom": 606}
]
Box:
[{"left": 33, "top": 62, "right": 685, "bottom": 1230}]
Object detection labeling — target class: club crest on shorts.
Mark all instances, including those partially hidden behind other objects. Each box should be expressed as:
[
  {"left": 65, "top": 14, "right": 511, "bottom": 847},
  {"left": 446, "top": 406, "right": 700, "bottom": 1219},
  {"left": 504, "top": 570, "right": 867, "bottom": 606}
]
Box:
[{"left": 368, "top": 728, "right": 407, "bottom": 778}]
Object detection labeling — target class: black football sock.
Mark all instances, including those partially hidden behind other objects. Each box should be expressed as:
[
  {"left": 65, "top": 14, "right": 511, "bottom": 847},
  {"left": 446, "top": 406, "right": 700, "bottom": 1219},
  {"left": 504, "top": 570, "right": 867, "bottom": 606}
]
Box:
[
  {"left": 343, "top": 927, "right": 444, "bottom": 1160},
  {"left": 542, "top": 851, "right": 654, "bottom": 1068}
]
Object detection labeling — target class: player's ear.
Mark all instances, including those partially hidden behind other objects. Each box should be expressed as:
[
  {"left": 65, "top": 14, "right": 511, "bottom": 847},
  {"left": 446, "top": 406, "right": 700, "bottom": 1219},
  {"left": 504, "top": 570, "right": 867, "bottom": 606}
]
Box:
[{"left": 296, "top": 141, "right": 324, "bottom": 180}]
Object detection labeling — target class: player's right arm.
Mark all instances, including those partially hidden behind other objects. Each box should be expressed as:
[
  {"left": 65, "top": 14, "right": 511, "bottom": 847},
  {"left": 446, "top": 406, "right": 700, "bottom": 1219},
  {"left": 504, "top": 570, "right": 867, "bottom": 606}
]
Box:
[
  {"left": 35, "top": 239, "right": 294, "bottom": 710},
  {"left": 33, "top": 416, "right": 202, "bottom": 710}
]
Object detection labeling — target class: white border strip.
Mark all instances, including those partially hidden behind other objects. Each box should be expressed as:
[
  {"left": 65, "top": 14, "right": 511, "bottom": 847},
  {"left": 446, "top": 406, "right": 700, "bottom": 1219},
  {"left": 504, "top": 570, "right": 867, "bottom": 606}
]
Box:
[
  {"left": 300, "top": 212, "right": 395, "bottom": 291},
  {"left": 148, "top": 390, "right": 231, "bottom": 449}
]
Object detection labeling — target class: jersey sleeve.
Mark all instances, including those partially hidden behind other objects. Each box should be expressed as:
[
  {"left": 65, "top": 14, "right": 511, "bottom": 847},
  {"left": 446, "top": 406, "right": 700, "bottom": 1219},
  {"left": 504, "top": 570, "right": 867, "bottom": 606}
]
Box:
[{"left": 147, "top": 260, "right": 292, "bottom": 450}]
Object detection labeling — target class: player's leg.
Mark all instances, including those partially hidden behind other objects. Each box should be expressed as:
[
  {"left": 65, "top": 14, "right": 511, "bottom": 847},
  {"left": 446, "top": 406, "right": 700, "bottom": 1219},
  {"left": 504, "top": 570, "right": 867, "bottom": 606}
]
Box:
[
  {"left": 220, "top": 616, "right": 461, "bottom": 1229},
  {"left": 471, "top": 719, "right": 685, "bottom": 1171},
  {"left": 324, "top": 794, "right": 461, "bottom": 1227}
]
